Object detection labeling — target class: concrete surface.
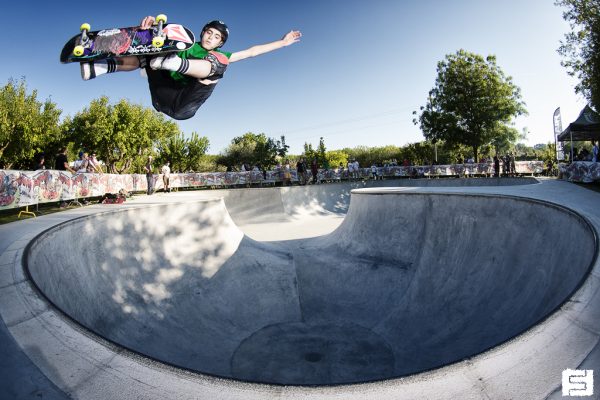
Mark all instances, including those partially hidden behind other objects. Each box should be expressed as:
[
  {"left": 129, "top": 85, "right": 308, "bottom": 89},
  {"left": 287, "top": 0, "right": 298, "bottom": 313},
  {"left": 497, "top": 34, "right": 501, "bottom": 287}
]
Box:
[{"left": 1, "top": 177, "right": 600, "bottom": 398}]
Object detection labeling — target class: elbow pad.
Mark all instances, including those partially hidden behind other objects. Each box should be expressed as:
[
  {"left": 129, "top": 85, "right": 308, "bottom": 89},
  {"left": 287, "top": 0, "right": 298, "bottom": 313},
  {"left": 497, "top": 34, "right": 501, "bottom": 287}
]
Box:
[{"left": 204, "top": 51, "right": 229, "bottom": 78}]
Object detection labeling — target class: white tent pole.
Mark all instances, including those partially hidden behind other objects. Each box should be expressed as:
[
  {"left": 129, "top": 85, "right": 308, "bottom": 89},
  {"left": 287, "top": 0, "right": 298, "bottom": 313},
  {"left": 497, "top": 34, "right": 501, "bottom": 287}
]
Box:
[{"left": 570, "top": 130, "right": 574, "bottom": 161}]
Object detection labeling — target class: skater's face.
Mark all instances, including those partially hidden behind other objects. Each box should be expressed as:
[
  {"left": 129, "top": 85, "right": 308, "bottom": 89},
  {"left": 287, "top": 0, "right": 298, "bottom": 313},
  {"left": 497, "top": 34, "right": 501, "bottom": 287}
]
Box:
[{"left": 201, "top": 28, "right": 224, "bottom": 50}]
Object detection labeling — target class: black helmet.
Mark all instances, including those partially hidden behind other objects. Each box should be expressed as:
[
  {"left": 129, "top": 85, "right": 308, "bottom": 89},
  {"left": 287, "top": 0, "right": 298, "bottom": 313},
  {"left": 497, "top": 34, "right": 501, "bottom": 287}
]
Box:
[{"left": 201, "top": 20, "right": 229, "bottom": 47}]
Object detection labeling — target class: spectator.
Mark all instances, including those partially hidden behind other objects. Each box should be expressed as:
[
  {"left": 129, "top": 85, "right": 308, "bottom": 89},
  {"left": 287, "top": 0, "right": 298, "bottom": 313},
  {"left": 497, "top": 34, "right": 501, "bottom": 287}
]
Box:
[
  {"left": 54, "top": 147, "right": 75, "bottom": 208},
  {"left": 161, "top": 161, "right": 171, "bottom": 192},
  {"left": 493, "top": 155, "right": 500, "bottom": 178},
  {"left": 87, "top": 152, "right": 103, "bottom": 173},
  {"left": 311, "top": 159, "right": 319, "bottom": 184},
  {"left": 274, "top": 161, "right": 282, "bottom": 186},
  {"left": 144, "top": 155, "right": 155, "bottom": 195},
  {"left": 509, "top": 153, "right": 516, "bottom": 175},
  {"left": 371, "top": 164, "right": 379, "bottom": 180},
  {"left": 71, "top": 152, "right": 92, "bottom": 205},
  {"left": 546, "top": 159, "right": 555, "bottom": 176},
  {"left": 55, "top": 147, "right": 76, "bottom": 173},
  {"left": 593, "top": 141, "right": 599, "bottom": 163},
  {"left": 260, "top": 164, "right": 267, "bottom": 180},
  {"left": 347, "top": 160, "right": 354, "bottom": 180},
  {"left": 33, "top": 152, "right": 45, "bottom": 170},
  {"left": 73, "top": 151, "right": 89, "bottom": 173},
  {"left": 282, "top": 159, "right": 292, "bottom": 186},
  {"left": 296, "top": 157, "right": 307, "bottom": 185},
  {"left": 352, "top": 159, "right": 360, "bottom": 179}
]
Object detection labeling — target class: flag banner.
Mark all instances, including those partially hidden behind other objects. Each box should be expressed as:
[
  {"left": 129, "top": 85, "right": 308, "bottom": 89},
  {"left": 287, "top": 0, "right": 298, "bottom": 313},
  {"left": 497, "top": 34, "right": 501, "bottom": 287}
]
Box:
[
  {"left": 553, "top": 107, "right": 563, "bottom": 134},
  {"left": 554, "top": 107, "right": 565, "bottom": 161}
]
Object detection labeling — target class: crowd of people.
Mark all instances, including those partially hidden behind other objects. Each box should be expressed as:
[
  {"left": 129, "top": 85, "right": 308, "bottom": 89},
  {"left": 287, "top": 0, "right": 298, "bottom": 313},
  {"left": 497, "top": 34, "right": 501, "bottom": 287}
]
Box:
[
  {"left": 569, "top": 141, "right": 599, "bottom": 162},
  {"left": 224, "top": 158, "right": 371, "bottom": 186},
  {"left": 494, "top": 153, "right": 517, "bottom": 177},
  {"left": 12, "top": 145, "right": 559, "bottom": 214},
  {"left": 34, "top": 148, "right": 104, "bottom": 174},
  {"left": 26, "top": 147, "right": 555, "bottom": 203},
  {"left": 33, "top": 149, "right": 175, "bottom": 197}
]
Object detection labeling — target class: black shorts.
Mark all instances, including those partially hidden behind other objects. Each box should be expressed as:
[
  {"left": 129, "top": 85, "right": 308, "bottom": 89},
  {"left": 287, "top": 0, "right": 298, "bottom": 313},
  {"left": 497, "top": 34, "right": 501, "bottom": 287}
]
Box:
[{"left": 145, "top": 67, "right": 216, "bottom": 120}]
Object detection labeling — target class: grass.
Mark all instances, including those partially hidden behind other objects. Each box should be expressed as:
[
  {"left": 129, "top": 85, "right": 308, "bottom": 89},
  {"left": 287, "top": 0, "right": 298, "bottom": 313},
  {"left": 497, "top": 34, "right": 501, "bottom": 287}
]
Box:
[
  {"left": 0, "top": 200, "right": 107, "bottom": 225},
  {"left": 0, "top": 203, "right": 71, "bottom": 224},
  {"left": 0, "top": 193, "right": 150, "bottom": 225}
]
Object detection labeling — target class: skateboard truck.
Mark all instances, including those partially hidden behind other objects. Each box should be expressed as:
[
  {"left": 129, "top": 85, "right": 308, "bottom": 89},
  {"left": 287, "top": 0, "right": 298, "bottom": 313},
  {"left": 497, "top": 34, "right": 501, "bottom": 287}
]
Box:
[
  {"left": 73, "top": 23, "right": 91, "bottom": 56},
  {"left": 152, "top": 14, "right": 167, "bottom": 48}
]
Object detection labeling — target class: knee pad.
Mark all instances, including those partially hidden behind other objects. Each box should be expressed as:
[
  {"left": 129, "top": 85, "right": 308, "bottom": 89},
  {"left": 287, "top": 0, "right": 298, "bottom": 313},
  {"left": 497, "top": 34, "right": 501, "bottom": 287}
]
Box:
[{"left": 204, "top": 51, "right": 229, "bottom": 78}]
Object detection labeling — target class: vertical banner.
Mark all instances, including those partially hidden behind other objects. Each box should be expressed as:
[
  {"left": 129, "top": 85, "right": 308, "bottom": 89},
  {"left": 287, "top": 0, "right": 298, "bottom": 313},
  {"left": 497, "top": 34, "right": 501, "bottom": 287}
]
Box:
[{"left": 554, "top": 107, "right": 565, "bottom": 161}]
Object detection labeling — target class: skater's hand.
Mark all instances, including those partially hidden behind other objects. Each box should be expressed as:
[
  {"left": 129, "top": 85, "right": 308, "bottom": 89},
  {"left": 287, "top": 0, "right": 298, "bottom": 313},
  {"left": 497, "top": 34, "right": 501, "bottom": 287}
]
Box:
[
  {"left": 229, "top": 29, "right": 302, "bottom": 63},
  {"left": 281, "top": 30, "right": 302, "bottom": 46},
  {"left": 140, "top": 16, "right": 155, "bottom": 29}
]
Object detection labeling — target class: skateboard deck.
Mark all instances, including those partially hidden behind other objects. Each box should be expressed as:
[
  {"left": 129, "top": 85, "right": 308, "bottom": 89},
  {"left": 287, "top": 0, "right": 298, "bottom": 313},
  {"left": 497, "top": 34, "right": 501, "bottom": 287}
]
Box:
[{"left": 60, "top": 19, "right": 195, "bottom": 63}]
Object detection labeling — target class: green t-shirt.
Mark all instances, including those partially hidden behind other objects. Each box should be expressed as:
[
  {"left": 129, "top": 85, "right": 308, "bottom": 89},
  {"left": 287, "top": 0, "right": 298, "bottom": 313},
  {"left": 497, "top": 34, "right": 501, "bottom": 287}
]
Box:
[{"left": 170, "top": 43, "right": 232, "bottom": 83}]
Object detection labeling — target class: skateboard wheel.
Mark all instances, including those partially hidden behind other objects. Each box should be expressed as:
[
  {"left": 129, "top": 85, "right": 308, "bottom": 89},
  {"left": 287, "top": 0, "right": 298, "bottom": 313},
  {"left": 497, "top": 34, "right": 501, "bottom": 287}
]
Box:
[
  {"left": 80, "top": 23, "right": 91, "bottom": 32},
  {"left": 73, "top": 45, "right": 85, "bottom": 57},
  {"left": 156, "top": 14, "right": 167, "bottom": 24},
  {"left": 152, "top": 36, "right": 165, "bottom": 48}
]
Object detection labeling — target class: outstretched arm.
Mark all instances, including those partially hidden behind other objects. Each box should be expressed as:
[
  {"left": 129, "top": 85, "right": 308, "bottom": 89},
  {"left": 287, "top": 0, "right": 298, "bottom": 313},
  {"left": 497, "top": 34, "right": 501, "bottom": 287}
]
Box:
[{"left": 229, "top": 30, "right": 302, "bottom": 63}]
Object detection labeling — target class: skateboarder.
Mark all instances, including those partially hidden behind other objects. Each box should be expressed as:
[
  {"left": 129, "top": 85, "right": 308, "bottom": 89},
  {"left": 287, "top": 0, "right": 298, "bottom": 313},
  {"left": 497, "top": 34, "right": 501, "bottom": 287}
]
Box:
[{"left": 80, "top": 16, "right": 302, "bottom": 120}]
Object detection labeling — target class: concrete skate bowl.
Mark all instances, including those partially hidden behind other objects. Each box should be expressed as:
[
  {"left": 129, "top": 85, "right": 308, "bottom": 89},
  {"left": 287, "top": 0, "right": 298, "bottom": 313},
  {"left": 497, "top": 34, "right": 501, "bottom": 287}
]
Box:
[
  {"left": 214, "top": 176, "right": 540, "bottom": 224},
  {"left": 24, "top": 191, "right": 596, "bottom": 386}
]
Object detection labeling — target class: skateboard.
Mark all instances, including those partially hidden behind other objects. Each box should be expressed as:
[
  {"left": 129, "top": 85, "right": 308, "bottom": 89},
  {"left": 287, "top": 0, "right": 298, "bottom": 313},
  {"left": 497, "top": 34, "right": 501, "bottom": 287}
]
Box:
[{"left": 60, "top": 14, "right": 195, "bottom": 63}]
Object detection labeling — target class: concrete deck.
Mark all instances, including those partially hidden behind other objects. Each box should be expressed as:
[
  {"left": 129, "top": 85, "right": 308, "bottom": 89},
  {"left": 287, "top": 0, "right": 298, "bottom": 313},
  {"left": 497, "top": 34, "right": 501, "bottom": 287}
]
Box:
[{"left": 1, "top": 178, "right": 599, "bottom": 398}]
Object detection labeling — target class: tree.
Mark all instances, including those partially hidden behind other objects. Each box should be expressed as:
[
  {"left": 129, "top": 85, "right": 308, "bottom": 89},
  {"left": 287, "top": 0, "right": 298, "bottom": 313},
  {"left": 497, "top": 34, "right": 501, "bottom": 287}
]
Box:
[
  {"left": 195, "top": 154, "right": 223, "bottom": 172},
  {"left": 303, "top": 142, "right": 316, "bottom": 162},
  {"left": 69, "top": 97, "right": 180, "bottom": 173},
  {"left": 317, "top": 137, "right": 328, "bottom": 168},
  {"left": 276, "top": 136, "right": 289, "bottom": 159},
  {"left": 217, "top": 132, "right": 288, "bottom": 170},
  {"left": 303, "top": 137, "right": 331, "bottom": 168},
  {"left": 185, "top": 132, "right": 211, "bottom": 171},
  {"left": 325, "top": 150, "right": 349, "bottom": 169},
  {"left": 556, "top": 0, "right": 600, "bottom": 111},
  {"left": 489, "top": 123, "right": 521, "bottom": 155},
  {"left": 156, "top": 132, "right": 210, "bottom": 172},
  {"left": 0, "top": 79, "right": 63, "bottom": 169},
  {"left": 343, "top": 145, "right": 403, "bottom": 167},
  {"left": 413, "top": 50, "right": 527, "bottom": 161},
  {"left": 536, "top": 142, "right": 559, "bottom": 166},
  {"left": 156, "top": 133, "right": 187, "bottom": 173},
  {"left": 401, "top": 141, "right": 437, "bottom": 165}
]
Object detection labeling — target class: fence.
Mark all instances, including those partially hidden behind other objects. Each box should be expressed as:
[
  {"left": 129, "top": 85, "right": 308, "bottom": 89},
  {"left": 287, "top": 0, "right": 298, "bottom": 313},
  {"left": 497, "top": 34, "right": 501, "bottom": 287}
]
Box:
[
  {"left": 0, "top": 161, "right": 545, "bottom": 211},
  {"left": 558, "top": 161, "right": 600, "bottom": 183}
]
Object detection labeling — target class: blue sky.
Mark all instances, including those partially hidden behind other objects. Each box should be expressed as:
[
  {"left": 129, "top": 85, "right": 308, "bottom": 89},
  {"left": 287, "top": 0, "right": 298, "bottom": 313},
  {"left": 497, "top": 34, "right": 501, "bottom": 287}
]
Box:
[{"left": 2, "top": 0, "right": 584, "bottom": 155}]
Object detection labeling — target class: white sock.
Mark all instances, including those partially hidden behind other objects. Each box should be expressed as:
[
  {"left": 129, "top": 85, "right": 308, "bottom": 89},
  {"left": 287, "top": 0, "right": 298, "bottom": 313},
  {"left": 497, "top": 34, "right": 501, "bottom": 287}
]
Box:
[
  {"left": 149, "top": 54, "right": 188, "bottom": 74},
  {"left": 80, "top": 59, "right": 117, "bottom": 81}
]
